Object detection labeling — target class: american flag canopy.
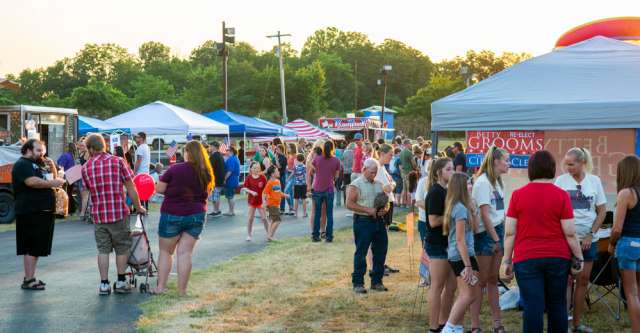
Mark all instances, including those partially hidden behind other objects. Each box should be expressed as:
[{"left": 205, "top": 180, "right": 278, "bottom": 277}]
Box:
[{"left": 166, "top": 140, "right": 178, "bottom": 158}]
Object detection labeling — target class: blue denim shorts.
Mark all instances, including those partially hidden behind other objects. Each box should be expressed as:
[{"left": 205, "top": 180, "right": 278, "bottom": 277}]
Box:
[
  {"left": 210, "top": 187, "right": 222, "bottom": 202},
  {"left": 616, "top": 236, "right": 640, "bottom": 272},
  {"left": 424, "top": 241, "right": 448, "bottom": 259},
  {"left": 159, "top": 212, "right": 206, "bottom": 239},
  {"left": 582, "top": 241, "right": 598, "bottom": 262},
  {"left": 474, "top": 222, "right": 505, "bottom": 256},
  {"left": 223, "top": 187, "right": 236, "bottom": 199}
]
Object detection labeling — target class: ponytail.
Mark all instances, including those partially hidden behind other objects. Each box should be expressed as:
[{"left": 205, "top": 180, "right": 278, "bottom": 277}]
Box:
[
  {"left": 567, "top": 147, "right": 594, "bottom": 173},
  {"left": 476, "top": 145, "right": 507, "bottom": 188}
]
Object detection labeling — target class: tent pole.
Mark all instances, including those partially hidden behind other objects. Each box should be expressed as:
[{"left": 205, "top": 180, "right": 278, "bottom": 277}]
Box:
[
  {"left": 158, "top": 139, "right": 161, "bottom": 164},
  {"left": 431, "top": 131, "right": 439, "bottom": 156},
  {"left": 243, "top": 131, "right": 246, "bottom": 182}
]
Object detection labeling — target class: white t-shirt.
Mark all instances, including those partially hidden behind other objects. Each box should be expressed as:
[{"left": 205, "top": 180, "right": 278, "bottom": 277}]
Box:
[
  {"left": 135, "top": 143, "right": 151, "bottom": 174},
  {"left": 415, "top": 176, "right": 429, "bottom": 221},
  {"left": 472, "top": 173, "right": 505, "bottom": 233},
  {"left": 375, "top": 163, "right": 395, "bottom": 202},
  {"left": 554, "top": 173, "right": 607, "bottom": 242},
  {"left": 420, "top": 159, "right": 432, "bottom": 178}
]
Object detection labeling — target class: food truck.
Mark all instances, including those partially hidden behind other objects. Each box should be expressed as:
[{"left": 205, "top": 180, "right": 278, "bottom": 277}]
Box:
[
  {"left": 317, "top": 116, "right": 388, "bottom": 142},
  {"left": 0, "top": 105, "right": 78, "bottom": 223}
]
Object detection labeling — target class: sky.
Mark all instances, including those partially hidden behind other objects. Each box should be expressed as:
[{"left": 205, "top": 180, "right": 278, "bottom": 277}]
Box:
[{"left": 2, "top": 0, "right": 639, "bottom": 76}]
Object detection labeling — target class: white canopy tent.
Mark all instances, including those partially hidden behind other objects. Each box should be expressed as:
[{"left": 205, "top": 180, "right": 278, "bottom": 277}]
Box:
[{"left": 107, "top": 101, "right": 229, "bottom": 135}]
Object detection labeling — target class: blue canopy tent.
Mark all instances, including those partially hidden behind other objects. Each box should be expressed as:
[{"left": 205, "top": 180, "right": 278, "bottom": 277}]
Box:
[
  {"left": 203, "top": 110, "right": 283, "bottom": 136},
  {"left": 78, "top": 115, "right": 130, "bottom": 136},
  {"left": 432, "top": 36, "right": 640, "bottom": 132}
]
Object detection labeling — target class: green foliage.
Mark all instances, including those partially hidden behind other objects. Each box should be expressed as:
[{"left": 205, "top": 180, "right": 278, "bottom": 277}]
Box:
[
  {"left": 7, "top": 27, "right": 526, "bottom": 136},
  {"left": 67, "top": 81, "right": 131, "bottom": 119}
]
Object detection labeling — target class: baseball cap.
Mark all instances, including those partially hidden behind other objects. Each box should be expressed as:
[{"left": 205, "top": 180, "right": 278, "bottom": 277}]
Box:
[{"left": 353, "top": 133, "right": 363, "bottom": 141}]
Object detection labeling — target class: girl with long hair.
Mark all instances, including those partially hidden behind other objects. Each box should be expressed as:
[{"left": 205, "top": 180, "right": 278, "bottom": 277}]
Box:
[
  {"left": 153, "top": 140, "right": 214, "bottom": 296},
  {"left": 442, "top": 173, "right": 480, "bottom": 333},
  {"left": 308, "top": 140, "right": 340, "bottom": 242},
  {"left": 610, "top": 155, "right": 640, "bottom": 332},
  {"left": 426, "top": 157, "right": 457, "bottom": 333},
  {"left": 469, "top": 146, "right": 509, "bottom": 333},
  {"left": 555, "top": 147, "right": 606, "bottom": 333}
]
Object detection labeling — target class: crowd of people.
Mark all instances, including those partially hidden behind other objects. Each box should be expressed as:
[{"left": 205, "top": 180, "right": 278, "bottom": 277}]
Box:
[{"left": 10, "top": 130, "right": 640, "bottom": 333}]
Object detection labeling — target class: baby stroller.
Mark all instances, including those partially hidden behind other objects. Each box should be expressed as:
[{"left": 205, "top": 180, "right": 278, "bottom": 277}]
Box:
[{"left": 127, "top": 214, "right": 157, "bottom": 293}]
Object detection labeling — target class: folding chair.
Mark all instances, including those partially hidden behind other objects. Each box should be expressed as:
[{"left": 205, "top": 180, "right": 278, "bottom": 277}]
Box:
[{"left": 586, "top": 243, "right": 626, "bottom": 320}]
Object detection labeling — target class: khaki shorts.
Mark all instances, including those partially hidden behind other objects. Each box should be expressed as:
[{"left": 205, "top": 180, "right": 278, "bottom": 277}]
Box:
[
  {"left": 94, "top": 219, "right": 132, "bottom": 255},
  {"left": 267, "top": 206, "right": 281, "bottom": 222},
  {"left": 401, "top": 172, "right": 411, "bottom": 194}
]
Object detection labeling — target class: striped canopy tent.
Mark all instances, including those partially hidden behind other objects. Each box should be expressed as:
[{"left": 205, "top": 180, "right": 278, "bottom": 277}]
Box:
[{"left": 252, "top": 119, "right": 344, "bottom": 143}]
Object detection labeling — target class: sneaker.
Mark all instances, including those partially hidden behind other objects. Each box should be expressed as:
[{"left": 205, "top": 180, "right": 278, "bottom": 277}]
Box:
[
  {"left": 208, "top": 211, "right": 222, "bottom": 217},
  {"left": 114, "top": 280, "right": 131, "bottom": 294},
  {"left": 370, "top": 283, "right": 388, "bottom": 292},
  {"left": 385, "top": 265, "right": 400, "bottom": 273},
  {"left": 353, "top": 285, "right": 367, "bottom": 294},
  {"left": 573, "top": 324, "right": 593, "bottom": 333},
  {"left": 312, "top": 237, "right": 321, "bottom": 242},
  {"left": 325, "top": 239, "right": 333, "bottom": 243},
  {"left": 223, "top": 212, "right": 235, "bottom": 216},
  {"left": 246, "top": 236, "right": 252, "bottom": 242},
  {"left": 98, "top": 282, "right": 111, "bottom": 295}
]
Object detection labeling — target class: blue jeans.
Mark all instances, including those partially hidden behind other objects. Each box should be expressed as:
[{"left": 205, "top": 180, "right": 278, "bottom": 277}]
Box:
[
  {"left": 280, "top": 172, "right": 293, "bottom": 211},
  {"left": 352, "top": 215, "right": 388, "bottom": 286},
  {"left": 312, "top": 191, "right": 334, "bottom": 240},
  {"left": 616, "top": 236, "right": 640, "bottom": 271},
  {"left": 514, "top": 257, "right": 571, "bottom": 333}
]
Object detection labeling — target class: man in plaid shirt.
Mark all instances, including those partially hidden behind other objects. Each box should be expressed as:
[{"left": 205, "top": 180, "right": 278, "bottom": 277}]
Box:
[{"left": 82, "top": 134, "right": 146, "bottom": 295}]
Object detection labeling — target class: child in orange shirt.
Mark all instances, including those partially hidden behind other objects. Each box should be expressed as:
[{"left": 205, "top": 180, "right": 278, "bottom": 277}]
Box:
[{"left": 264, "top": 166, "right": 289, "bottom": 241}]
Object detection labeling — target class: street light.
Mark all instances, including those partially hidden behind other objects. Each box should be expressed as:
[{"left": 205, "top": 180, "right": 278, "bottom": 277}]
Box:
[
  {"left": 220, "top": 22, "right": 235, "bottom": 111},
  {"left": 379, "top": 65, "right": 392, "bottom": 131},
  {"left": 460, "top": 64, "right": 471, "bottom": 87}
]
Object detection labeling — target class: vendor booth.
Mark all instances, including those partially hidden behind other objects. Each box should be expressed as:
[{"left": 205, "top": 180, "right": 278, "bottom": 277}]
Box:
[
  {"left": 252, "top": 118, "right": 344, "bottom": 143},
  {"left": 0, "top": 105, "right": 78, "bottom": 223},
  {"left": 107, "top": 101, "right": 229, "bottom": 164},
  {"left": 360, "top": 105, "right": 396, "bottom": 140},
  {"left": 431, "top": 36, "right": 640, "bottom": 204},
  {"left": 318, "top": 116, "right": 386, "bottom": 142},
  {"left": 78, "top": 115, "right": 130, "bottom": 136}
]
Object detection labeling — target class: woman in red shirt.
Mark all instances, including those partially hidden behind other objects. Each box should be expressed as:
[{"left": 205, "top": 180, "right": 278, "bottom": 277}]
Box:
[
  {"left": 501, "top": 151, "right": 583, "bottom": 333},
  {"left": 242, "top": 161, "right": 268, "bottom": 242}
]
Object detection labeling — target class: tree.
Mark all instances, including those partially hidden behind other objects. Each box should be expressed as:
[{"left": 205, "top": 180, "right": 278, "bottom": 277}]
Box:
[
  {"left": 286, "top": 61, "right": 328, "bottom": 120},
  {"left": 71, "top": 43, "right": 135, "bottom": 84},
  {"left": 311, "top": 52, "right": 354, "bottom": 112},
  {"left": 67, "top": 81, "right": 131, "bottom": 118},
  {"left": 398, "top": 74, "right": 465, "bottom": 137},
  {"left": 376, "top": 39, "right": 433, "bottom": 105},
  {"left": 130, "top": 74, "right": 176, "bottom": 106},
  {"left": 190, "top": 40, "right": 218, "bottom": 68},
  {"left": 176, "top": 66, "right": 221, "bottom": 112},
  {"left": 138, "top": 41, "right": 171, "bottom": 67},
  {"left": 435, "top": 50, "right": 531, "bottom": 83}
]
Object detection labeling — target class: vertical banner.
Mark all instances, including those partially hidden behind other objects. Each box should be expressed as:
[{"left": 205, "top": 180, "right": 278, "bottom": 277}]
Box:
[
  {"left": 466, "top": 131, "right": 544, "bottom": 168},
  {"left": 636, "top": 129, "right": 640, "bottom": 156},
  {"left": 109, "top": 133, "right": 121, "bottom": 153}
]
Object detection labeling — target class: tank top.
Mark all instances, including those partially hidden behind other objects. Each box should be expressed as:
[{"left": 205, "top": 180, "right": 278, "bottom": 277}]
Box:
[
  {"left": 622, "top": 187, "right": 640, "bottom": 237},
  {"left": 350, "top": 176, "right": 383, "bottom": 209}
]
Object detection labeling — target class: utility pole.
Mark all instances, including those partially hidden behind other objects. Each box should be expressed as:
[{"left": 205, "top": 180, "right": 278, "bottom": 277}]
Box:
[
  {"left": 378, "top": 65, "right": 392, "bottom": 130},
  {"left": 219, "top": 22, "right": 235, "bottom": 110},
  {"left": 267, "top": 31, "right": 291, "bottom": 125},
  {"left": 354, "top": 60, "right": 358, "bottom": 111}
]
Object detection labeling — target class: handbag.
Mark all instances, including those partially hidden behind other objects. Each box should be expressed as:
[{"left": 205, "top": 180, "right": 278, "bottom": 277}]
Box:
[{"left": 54, "top": 187, "right": 69, "bottom": 217}]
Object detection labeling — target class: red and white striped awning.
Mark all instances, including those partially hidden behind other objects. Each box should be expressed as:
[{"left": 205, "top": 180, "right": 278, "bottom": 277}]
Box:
[
  {"left": 285, "top": 119, "right": 329, "bottom": 139},
  {"left": 252, "top": 119, "right": 332, "bottom": 142}
]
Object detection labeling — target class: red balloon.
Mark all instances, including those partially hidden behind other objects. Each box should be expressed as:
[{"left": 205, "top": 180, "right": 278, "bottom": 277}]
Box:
[{"left": 133, "top": 174, "right": 155, "bottom": 201}]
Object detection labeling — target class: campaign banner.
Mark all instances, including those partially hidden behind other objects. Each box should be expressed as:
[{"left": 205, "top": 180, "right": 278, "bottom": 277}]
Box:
[
  {"left": 319, "top": 117, "right": 383, "bottom": 130},
  {"left": 466, "top": 131, "right": 544, "bottom": 168}
]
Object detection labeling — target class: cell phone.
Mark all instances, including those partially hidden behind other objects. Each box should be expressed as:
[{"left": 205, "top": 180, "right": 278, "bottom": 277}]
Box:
[{"left": 469, "top": 274, "right": 479, "bottom": 286}]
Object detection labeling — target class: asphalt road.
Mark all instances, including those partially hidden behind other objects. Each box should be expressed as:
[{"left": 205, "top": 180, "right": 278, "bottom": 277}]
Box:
[{"left": 0, "top": 200, "right": 353, "bottom": 333}]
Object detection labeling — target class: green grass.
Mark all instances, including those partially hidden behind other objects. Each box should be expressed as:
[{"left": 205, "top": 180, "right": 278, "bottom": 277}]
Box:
[{"left": 137, "top": 213, "right": 633, "bottom": 332}]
